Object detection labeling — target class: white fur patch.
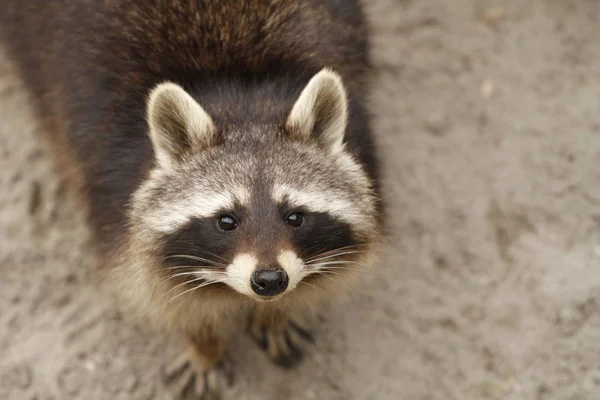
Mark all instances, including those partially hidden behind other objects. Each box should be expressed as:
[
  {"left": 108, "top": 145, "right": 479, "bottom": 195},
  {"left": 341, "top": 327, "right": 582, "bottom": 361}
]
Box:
[
  {"left": 225, "top": 253, "right": 258, "bottom": 296},
  {"left": 277, "top": 250, "right": 305, "bottom": 291},
  {"left": 224, "top": 251, "right": 304, "bottom": 300},
  {"left": 271, "top": 184, "right": 362, "bottom": 226},
  {"left": 139, "top": 183, "right": 250, "bottom": 234}
]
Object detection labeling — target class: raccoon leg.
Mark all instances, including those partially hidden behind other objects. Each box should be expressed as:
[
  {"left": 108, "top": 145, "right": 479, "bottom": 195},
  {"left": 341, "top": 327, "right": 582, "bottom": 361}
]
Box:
[
  {"left": 163, "top": 334, "right": 233, "bottom": 400},
  {"left": 247, "top": 309, "right": 314, "bottom": 369}
]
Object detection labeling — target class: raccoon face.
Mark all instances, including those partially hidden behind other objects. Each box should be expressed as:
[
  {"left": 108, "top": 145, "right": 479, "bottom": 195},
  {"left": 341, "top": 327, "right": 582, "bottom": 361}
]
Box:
[{"left": 130, "top": 69, "right": 380, "bottom": 302}]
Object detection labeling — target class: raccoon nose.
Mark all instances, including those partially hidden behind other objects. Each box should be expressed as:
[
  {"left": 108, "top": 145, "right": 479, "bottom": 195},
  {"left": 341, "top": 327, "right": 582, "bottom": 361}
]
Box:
[{"left": 250, "top": 268, "right": 289, "bottom": 297}]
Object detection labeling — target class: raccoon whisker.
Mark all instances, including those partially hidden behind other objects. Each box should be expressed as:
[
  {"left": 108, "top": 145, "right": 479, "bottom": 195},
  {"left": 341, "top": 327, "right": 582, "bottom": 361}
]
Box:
[
  {"left": 305, "top": 251, "right": 366, "bottom": 264},
  {"left": 157, "top": 269, "right": 226, "bottom": 289},
  {"left": 310, "top": 264, "right": 362, "bottom": 277},
  {"left": 306, "top": 261, "right": 363, "bottom": 271},
  {"left": 160, "top": 271, "right": 226, "bottom": 286},
  {"left": 314, "top": 267, "right": 361, "bottom": 274},
  {"left": 299, "top": 280, "right": 319, "bottom": 292},
  {"left": 306, "top": 244, "right": 369, "bottom": 258},
  {"left": 164, "top": 254, "right": 227, "bottom": 268},
  {"left": 302, "top": 236, "right": 350, "bottom": 257},
  {"left": 328, "top": 243, "right": 370, "bottom": 251},
  {"left": 303, "top": 237, "right": 348, "bottom": 257},
  {"left": 193, "top": 251, "right": 230, "bottom": 263},
  {"left": 304, "top": 245, "right": 368, "bottom": 261},
  {"left": 310, "top": 261, "right": 363, "bottom": 267},
  {"left": 163, "top": 271, "right": 211, "bottom": 280},
  {"left": 164, "top": 274, "right": 225, "bottom": 295},
  {"left": 168, "top": 279, "right": 227, "bottom": 303},
  {"left": 313, "top": 262, "right": 357, "bottom": 269},
  {"left": 308, "top": 271, "right": 338, "bottom": 284},
  {"left": 165, "top": 245, "right": 231, "bottom": 263},
  {"left": 306, "top": 254, "right": 358, "bottom": 264},
  {"left": 164, "top": 265, "right": 227, "bottom": 272},
  {"left": 311, "top": 264, "right": 359, "bottom": 274},
  {"left": 186, "top": 249, "right": 231, "bottom": 263},
  {"left": 164, "top": 276, "right": 208, "bottom": 295},
  {"left": 164, "top": 255, "right": 228, "bottom": 268},
  {"left": 311, "top": 270, "right": 345, "bottom": 278},
  {"left": 157, "top": 273, "right": 198, "bottom": 289},
  {"left": 159, "top": 268, "right": 226, "bottom": 283}
]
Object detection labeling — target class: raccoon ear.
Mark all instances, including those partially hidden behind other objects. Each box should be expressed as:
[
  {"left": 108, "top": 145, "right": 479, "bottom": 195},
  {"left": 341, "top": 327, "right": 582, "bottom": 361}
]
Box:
[
  {"left": 286, "top": 68, "right": 348, "bottom": 153},
  {"left": 146, "top": 82, "right": 216, "bottom": 169}
]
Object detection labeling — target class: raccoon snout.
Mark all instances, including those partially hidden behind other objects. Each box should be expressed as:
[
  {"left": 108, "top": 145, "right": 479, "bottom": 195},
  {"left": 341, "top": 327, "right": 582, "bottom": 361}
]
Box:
[{"left": 250, "top": 268, "right": 289, "bottom": 297}]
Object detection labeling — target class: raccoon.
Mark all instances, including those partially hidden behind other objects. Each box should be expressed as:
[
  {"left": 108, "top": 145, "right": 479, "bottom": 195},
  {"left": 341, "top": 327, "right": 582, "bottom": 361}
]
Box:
[{"left": 1, "top": 0, "right": 384, "bottom": 398}]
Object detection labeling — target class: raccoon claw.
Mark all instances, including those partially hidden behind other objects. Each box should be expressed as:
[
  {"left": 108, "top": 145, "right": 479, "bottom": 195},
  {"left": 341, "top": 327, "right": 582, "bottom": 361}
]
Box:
[
  {"left": 248, "top": 318, "right": 314, "bottom": 369},
  {"left": 163, "top": 353, "right": 233, "bottom": 400}
]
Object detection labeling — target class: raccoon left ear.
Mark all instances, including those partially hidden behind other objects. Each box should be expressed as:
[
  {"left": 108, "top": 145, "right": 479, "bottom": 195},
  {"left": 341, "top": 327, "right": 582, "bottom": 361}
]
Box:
[
  {"left": 146, "top": 82, "right": 217, "bottom": 169},
  {"left": 286, "top": 68, "right": 348, "bottom": 153}
]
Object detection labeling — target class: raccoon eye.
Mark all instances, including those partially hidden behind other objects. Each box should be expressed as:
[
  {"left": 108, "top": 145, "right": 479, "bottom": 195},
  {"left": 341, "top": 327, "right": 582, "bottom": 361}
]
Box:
[
  {"left": 285, "top": 212, "right": 304, "bottom": 227},
  {"left": 217, "top": 215, "right": 238, "bottom": 231}
]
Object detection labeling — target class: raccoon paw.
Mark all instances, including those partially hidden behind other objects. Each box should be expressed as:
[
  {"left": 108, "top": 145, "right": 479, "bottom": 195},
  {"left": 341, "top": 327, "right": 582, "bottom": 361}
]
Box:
[
  {"left": 163, "top": 352, "right": 234, "bottom": 400},
  {"left": 248, "top": 317, "right": 314, "bottom": 369}
]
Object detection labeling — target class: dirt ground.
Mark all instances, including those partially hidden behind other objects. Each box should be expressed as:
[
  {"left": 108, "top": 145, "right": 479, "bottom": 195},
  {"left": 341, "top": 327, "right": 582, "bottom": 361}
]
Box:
[{"left": 2, "top": 0, "right": 600, "bottom": 399}]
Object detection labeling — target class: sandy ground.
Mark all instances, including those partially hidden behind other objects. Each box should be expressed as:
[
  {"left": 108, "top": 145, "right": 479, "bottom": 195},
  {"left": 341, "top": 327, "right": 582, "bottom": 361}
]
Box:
[{"left": 2, "top": 0, "right": 600, "bottom": 399}]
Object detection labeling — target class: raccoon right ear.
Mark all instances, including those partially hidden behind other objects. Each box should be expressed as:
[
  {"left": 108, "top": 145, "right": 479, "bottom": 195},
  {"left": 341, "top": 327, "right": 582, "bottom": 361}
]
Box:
[
  {"left": 146, "top": 82, "right": 217, "bottom": 169},
  {"left": 286, "top": 68, "right": 348, "bottom": 153}
]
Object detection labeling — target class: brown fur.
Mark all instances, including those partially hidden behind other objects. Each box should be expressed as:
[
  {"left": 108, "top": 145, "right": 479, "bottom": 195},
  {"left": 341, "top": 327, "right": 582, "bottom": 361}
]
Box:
[{"left": 1, "top": 0, "right": 381, "bottom": 396}]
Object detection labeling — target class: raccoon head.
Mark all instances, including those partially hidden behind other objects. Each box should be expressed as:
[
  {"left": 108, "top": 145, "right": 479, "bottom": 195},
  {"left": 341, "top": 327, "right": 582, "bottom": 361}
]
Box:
[{"left": 129, "top": 68, "right": 380, "bottom": 304}]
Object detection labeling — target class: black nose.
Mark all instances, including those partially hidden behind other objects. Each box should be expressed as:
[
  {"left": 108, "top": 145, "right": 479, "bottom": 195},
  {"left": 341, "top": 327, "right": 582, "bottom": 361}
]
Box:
[{"left": 250, "top": 268, "right": 289, "bottom": 297}]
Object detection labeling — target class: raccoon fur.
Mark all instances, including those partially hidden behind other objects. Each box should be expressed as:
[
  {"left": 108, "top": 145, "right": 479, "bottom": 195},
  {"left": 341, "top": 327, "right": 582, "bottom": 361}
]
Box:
[{"left": 1, "top": 0, "right": 384, "bottom": 397}]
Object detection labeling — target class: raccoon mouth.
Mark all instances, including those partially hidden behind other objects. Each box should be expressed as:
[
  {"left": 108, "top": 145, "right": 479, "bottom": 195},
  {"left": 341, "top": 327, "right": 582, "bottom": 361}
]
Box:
[
  {"left": 247, "top": 288, "right": 289, "bottom": 303},
  {"left": 251, "top": 294, "right": 283, "bottom": 303}
]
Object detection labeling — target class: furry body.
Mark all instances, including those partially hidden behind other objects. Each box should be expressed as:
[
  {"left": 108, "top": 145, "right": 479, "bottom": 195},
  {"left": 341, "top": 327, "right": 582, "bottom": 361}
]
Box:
[{"left": 1, "top": 0, "right": 383, "bottom": 397}]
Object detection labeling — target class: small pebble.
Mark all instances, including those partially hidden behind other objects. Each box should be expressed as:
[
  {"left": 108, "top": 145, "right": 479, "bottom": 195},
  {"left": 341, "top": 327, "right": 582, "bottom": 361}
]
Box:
[
  {"left": 480, "top": 8, "right": 506, "bottom": 26},
  {"left": 424, "top": 110, "right": 450, "bottom": 135},
  {"left": 481, "top": 79, "right": 494, "bottom": 99}
]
